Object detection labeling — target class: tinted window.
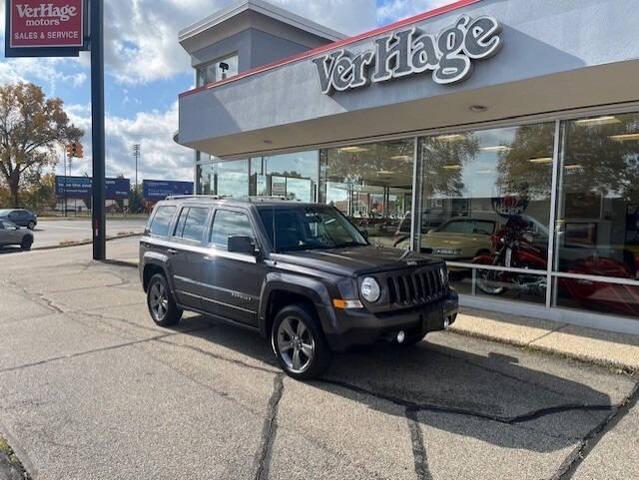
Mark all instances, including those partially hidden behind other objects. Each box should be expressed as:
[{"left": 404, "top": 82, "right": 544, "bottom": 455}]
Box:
[
  {"left": 258, "top": 206, "right": 367, "bottom": 252},
  {"left": 210, "top": 210, "right": 254, "bottom": 250},
  {"left": 179, "top": 207, "right": 209, "bottom": 242},
  {"left": 150, "top": 206, "right": 176, "bottom": 237}
]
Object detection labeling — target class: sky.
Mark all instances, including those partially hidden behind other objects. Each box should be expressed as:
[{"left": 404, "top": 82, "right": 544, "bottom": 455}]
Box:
[{"left": 0, "top": 0, "right": 455, "bottom": 183}]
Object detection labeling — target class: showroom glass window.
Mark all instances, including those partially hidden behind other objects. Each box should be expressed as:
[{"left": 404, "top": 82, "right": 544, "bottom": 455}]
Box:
[
  {"left": 419, "top": 123, "right": 555, "bottom": 304},
  {"left": 196, "top": 54, "right": 239, "bottom": 87},
  {"left": 320, "top": 139, "right": 414, "bottom": 249},
  {"left": 554, "top": 113, "right": 639, "bottom": 318},
  {"left": 249, "top": 152, "right": 319, "bottom": 202}
]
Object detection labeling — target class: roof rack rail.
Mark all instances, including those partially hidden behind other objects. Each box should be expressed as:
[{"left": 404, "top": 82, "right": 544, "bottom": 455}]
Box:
[
  {"left": 165, "top": 195, "right": 227, "bottom": 201},
  {"left": 248, "top": 196, "right": 295, "bottom": 202}
]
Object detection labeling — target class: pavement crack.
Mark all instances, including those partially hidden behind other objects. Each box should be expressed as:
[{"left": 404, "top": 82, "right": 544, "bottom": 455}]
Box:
[
  {"left": 253, "top": 374, "right": 284, "bottom": 480},
  {"left": 554, "top": 378, "right": 639, "bottom": 480},
  {"left": 406, "top": 406, "right": 433, "bottom": 480},
  {"left": 154, "top": 338, "right": 279, "bottom": 374},
  {"left": 317, "top": 378, "right": 614, "bottom": 426},
  {"left": 0, "top": 326, "right": 214, "bottom": 375}
]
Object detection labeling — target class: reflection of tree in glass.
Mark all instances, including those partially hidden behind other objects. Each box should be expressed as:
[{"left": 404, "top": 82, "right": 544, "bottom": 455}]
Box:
[
  {"left": 496, "top": 123, "right": 555, "bottom": 199},
  {"left": 325, "top": 141, "right": 415, "bottom": 187},
  {"left": 562, "top": 117, "right": 639, "bottom": 203},
  {"left": 421, "top": 135, "right": 479, "bottom": 197}
]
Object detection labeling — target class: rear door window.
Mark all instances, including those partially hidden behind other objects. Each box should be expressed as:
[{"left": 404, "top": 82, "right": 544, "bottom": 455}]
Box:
[
  {"left": 179, "top": 207, "right": 209, "bottom": 243},
  {"left": 149, "top": 206, "right": 177, "bottom": 237}
]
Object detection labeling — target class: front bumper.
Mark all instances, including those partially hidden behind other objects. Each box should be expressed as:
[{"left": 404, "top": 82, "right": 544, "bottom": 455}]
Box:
[{"left": 320, "top": 290, "right": 459, "bottom": 351}]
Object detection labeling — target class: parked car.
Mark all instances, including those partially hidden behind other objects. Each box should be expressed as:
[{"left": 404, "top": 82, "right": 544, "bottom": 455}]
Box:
[
  {"left": 0, "top": 209, "right": 38, "bottom": 230},
  {"left": 139, "top": 197, "right": 458, "bottom": 380},
  {"left": 0, "top": 220, "right": 34, "bottom": 250}
]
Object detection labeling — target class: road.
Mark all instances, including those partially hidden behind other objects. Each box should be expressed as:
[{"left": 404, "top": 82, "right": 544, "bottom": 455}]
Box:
[
  {"left": 1, "top": 218, "right": 148, "bottom": 251},
  {"left": 0, "top": 239, "right": 637, "bottom": 480}
]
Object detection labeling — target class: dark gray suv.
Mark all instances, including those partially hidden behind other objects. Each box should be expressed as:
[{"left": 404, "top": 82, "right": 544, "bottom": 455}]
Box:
[{"left": 139, "top": 197, "right": 458, "bottom": 380}]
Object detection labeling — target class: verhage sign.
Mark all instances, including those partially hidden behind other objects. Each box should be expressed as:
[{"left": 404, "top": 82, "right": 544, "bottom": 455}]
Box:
[
  {"left": 9, "top": 0, "right": 84, "bottom": 48},
  {"left": 313, "top": 15, "right": 502, "bottom": 95}
]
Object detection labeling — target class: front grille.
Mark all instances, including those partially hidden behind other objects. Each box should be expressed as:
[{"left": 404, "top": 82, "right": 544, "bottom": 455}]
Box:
[{"left": 386, "top": 267, "right": 446, "bottom": 306}]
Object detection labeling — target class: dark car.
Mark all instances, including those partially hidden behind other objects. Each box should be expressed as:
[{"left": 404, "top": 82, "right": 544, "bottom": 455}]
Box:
[
  {"left": 0, "top": 209, "right": 37, "bottom": 230},
  {"left": 139, "top": 197, "right": 458, "bottom": 380}
]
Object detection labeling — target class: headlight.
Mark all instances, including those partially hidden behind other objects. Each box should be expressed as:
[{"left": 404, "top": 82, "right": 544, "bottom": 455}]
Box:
[
  {"left": 360, "top": 277, "right": 381, "bottom": 303},
  {"left": 439, "top": 266, "right": 449, "bottom": 286}
]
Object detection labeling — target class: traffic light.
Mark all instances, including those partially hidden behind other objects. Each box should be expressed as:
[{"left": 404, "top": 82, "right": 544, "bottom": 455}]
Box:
[{"left": 66, "top": 142, "right": 84, "bottom": 158}]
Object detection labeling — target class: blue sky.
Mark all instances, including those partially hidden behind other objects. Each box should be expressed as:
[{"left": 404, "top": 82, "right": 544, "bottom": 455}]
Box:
[{"left": 0, "top": 0, "right": 452, "bottom": 181}]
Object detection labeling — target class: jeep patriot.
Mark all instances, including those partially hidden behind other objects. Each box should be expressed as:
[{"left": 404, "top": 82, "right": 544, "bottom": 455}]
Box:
[{"left": 139, "top": 197, "right": 458, "bottom": 380}]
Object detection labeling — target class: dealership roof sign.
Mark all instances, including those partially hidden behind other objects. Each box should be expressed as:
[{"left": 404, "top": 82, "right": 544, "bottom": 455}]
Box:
[
  {"left": 313, "top": 15, "right": 502, "bottom": 95},
  {"left": 5, "top": 0, "right": 87, "bottom": 57}
]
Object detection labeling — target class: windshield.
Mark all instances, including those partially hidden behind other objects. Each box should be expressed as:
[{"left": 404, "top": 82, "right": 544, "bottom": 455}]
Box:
[{"left": 258, "top": 205, "right": 368, "bottom": 252}]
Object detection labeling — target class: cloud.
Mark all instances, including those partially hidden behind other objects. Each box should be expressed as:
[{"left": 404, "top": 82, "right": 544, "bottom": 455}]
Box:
[
  {"left": 64, "top": 102, "right": 194, "bottom": 182},
  {"left": 376, "top": 0, "right": 458, "bottom": 24},
  {"left": 104, "top": 0, "right": 377, "bottom": 85}
]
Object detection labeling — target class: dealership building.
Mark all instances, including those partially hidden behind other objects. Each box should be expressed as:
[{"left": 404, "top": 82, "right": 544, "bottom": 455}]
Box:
[{"left": 176, "top": 0, "right": 639, "bottom": 334}]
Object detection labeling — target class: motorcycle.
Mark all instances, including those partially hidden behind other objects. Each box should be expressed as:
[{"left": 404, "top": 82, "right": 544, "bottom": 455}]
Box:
[{"left": 472, "top": 216, "right": 547, "bottom": 296}]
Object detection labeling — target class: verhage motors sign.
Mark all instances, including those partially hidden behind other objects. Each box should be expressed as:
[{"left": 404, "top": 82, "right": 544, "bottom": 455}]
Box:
[
  {"left": 9, "top": 0, "right": 84, "bottom": 48},
  {"left": 313, "top": 15, "right": 502, "bottom": 95}
]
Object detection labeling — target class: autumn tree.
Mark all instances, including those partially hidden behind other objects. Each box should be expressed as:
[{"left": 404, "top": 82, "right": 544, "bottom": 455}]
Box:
[{"left": 0, "top": 83, "right": 83, "bottom": 207}]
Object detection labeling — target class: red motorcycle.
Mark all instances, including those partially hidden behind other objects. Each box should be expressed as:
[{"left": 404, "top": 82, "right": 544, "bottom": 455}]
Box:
[{"left": 472, "top": 216, "right": 547, "bottom": 296}]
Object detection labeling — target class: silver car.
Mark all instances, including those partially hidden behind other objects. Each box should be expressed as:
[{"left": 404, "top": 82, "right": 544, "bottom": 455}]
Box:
[{"left": 0, "top": 219, "right": 34, "bottom": 250}]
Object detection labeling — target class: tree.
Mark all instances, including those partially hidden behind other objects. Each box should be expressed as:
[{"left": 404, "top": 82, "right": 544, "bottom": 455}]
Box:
[{"left": 0, "top": 83, "right": 83, "bottom": 207}]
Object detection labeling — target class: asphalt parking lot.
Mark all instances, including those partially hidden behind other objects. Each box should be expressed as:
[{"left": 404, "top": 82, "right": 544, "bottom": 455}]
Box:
[
  {"left": 0, "top": 218, "right": 147, "bottom": 253},
  {"left": 0, "top": 239, "right": 637, "bottom": 480}
]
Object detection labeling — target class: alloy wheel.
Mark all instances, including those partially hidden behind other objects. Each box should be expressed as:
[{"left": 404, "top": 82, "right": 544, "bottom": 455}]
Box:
[
  {"left": 277, "top": 316, "right": 315, "bottom": 374},
  {"left": 149, "top": 281, "right": 169, "bottom": 321}
]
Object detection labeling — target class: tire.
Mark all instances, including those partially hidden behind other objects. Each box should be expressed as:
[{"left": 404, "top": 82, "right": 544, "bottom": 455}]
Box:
[
  {"left": 401, "top": 332, "right": 428, "bottom": 346},
  {"left": 147, "top": 273, "right": 182, "bottom": 327},
  {"left": 20, "top": 236, "right": 33, "bottom": 251},
  {"left": 27, "top": 221, "right": 36, "bottom": 230},
  {"left": 271, "top": 304, "right": 332, "bottom": 380}
]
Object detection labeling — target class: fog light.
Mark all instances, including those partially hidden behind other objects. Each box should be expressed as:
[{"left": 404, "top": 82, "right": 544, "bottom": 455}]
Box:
[{"left": 397, "top": 331, "right": 406, "bottom": 344}]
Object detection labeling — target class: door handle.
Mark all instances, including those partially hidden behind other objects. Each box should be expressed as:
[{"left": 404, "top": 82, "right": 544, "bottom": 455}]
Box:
[{"left": 167, "top": 248, "right": 178, "bottom": 255}]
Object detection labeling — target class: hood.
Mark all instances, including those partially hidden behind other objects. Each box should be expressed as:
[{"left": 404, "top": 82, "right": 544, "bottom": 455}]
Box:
[{"left": 271, "top": 246, "right": 441, "bottom": 277}]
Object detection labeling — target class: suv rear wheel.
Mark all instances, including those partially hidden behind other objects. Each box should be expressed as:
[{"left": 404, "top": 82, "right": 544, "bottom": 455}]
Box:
[
  {"left": 147, "top": 273, "right": 182, "bottom": 327},
  {"left": 272, "top": 304, "right": 331, "bottom": 380}
]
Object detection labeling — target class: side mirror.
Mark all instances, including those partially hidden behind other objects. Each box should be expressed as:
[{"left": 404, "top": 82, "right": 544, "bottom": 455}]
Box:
[{"left": 228, "top": 236, "right": 257, "bottom": 255}]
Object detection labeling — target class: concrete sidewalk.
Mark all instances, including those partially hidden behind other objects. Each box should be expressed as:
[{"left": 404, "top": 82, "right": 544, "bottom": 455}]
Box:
[{"left": 451, "top": 310, "right": 639, "bottom": 373}]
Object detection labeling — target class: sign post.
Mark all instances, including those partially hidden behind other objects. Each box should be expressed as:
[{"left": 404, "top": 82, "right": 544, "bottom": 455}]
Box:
[
  {"left": 90, "top": 0, "right": 106, "bottom": 260},
  {"left": 5, "top": 0, "right": 107, "bottom": 260}
]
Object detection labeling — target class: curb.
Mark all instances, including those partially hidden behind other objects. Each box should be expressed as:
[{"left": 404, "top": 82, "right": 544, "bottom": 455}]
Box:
[
  {"left": 449, "top": 326, "right": 637, "bottom": 375},
  {"left": 32, "top": 233, "right": 142, "bottom": 251},
  {"left": 0, "top": 435, "right": 29, "bottom": 480}
]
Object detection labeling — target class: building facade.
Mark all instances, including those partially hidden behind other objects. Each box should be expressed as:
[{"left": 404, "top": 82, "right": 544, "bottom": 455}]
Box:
[{"left": 177, "top": 0, "right": 639, "bottom": 334}]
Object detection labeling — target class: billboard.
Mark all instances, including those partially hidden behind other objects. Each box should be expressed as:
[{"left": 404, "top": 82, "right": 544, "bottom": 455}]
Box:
[
  {"left": 8, "top": 0, "right": 85, "bottom": 50},
  {"left": 55, "top": 176, "right": 131, "bottom": 200},
  {"left": 143, "top": 180, "right": 194, "bottom": 201}
]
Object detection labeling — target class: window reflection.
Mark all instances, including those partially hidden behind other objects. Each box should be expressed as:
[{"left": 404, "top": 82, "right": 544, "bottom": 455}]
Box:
[
  {"left": 555, "top": 113, "right": 639, "bottom": 318},
  {"left": 249, "top": 152, "right": 318, "bottom": 202},
  {"left": 320, "top": 139, "right": 414, "bottom": 249},
  {"left": 419, "top": 123, "right": 555, "bottom": 304}
]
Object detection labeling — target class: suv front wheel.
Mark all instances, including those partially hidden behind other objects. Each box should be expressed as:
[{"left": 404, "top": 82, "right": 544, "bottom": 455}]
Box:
[
  {"left": 272, "top": 304, "right": 331, "bottom": 380},
  {"left": 147, "top": 273, "right": 183, "bottom": 327}
]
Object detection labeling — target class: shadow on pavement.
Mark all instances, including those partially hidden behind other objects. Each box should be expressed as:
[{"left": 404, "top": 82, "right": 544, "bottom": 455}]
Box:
[{"left": 169, "top": 314, "right": 613, "bottom": 453}]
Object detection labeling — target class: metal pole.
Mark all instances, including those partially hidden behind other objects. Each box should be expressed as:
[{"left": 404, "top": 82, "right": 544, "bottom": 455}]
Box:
[
  {"left": 90, "top": 0, "right": 106, "bottom": 260},
  {"left": 64, "top": 150, "right": 68, "bottom": 217}
]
